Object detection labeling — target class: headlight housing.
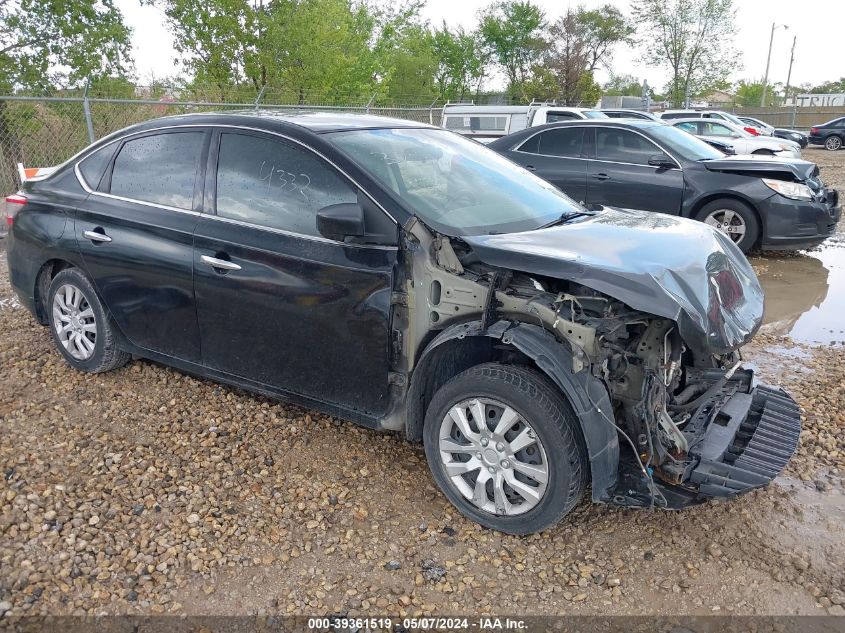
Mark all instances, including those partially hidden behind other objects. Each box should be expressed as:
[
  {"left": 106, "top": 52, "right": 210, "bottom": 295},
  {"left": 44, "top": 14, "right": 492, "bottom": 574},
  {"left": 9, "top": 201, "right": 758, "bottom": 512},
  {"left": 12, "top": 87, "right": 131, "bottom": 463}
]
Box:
[
  {"left": 762, "top": 178, "right": 813, "bottom": 201},
  {"left": 777, "top": 143, "right": 795, "bottom": 152}
]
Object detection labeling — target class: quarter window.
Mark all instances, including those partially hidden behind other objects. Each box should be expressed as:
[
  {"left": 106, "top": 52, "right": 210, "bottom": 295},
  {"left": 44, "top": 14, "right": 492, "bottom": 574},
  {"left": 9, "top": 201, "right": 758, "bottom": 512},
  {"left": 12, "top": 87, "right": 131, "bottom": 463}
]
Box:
[
  {"left": 595, "top": 129, "right": 664, "bottom": 165},
  {"left": 78, "top": 144, "right": 117, "bottom": 189},
  {"left": 215, "top": 132, "right": 357, "bottom": 237},
  {"left": 110, "top": 132, "right": 204, "bottom": 209}
]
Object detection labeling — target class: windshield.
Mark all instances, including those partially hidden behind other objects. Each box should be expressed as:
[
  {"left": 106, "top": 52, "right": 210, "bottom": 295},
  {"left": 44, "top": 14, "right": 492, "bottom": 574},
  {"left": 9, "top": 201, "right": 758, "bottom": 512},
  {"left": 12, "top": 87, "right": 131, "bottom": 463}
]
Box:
[
  {"left": 582, "top": 110, "right": 609, "bottom": 119},
  {"left": 648, "top": 124, "right": 725, "bottom": 161},
  {"left": 720, "top": 112, "right": 748, "bottom": 127},
  {"left": 326, "top": 128, "right": 584, "bottom": 235}
]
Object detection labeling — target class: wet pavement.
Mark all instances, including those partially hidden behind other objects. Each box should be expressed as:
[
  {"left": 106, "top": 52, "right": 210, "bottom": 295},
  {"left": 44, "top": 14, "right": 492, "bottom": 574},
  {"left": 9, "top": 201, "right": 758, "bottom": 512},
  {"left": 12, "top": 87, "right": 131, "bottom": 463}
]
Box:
[{"left": 753, "top": 236, "right": 845, "bottom": 346}]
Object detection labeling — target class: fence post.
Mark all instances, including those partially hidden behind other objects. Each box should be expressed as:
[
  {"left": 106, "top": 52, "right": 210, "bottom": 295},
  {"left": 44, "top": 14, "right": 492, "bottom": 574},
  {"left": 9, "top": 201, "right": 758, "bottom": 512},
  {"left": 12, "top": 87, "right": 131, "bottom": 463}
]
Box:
[
  {"left": 428, "top": 97, "right": 440, "bottom": 125},
  {"left": 82, "top": 80, "right": 95, "bottom": 144},
  {"left": 791, "top": 100, "right": 797, "bottom": 129},
  {"left": 365, "top": 93, "right": 377, "bottom": 114},
  {"left": 254, "top": 84, "right": 267, "bottom": 110}
]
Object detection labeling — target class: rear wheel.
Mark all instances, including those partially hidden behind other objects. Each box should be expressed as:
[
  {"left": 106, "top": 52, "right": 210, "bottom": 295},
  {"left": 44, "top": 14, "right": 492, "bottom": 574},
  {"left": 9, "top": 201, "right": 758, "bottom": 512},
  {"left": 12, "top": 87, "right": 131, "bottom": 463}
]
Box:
[
  {"left": 825, "top": 135, "right": 842, "bottom": 151},
  {"left": 423, "top": 363, "right": 587, "bottom": 535},
  {"left": 696, "top": 198, "right": 760, "bottom": 253},
  {"left": 47, "top": 268, "right": 130, "bottom": 373}
]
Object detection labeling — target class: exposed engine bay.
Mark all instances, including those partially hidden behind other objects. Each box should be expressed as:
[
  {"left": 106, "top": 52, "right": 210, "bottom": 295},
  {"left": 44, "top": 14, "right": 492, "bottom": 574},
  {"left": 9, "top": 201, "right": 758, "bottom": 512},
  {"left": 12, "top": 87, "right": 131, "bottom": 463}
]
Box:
[{"left": 400, "top": 217, "right": 801, "bottom": 508}]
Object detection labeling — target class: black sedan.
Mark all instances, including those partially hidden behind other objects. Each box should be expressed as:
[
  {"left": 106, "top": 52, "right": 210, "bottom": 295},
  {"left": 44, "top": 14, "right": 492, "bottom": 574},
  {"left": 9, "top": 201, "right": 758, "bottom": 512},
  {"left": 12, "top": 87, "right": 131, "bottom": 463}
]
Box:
[
  {"left": 489, "top": 120, "right": 840, "bottom": 253},
  {"left": 6, "top": 112, "right": 803, "bottom": 534},
  {"left": 809, "top": 117, "right": 845, "bottom": 150}
]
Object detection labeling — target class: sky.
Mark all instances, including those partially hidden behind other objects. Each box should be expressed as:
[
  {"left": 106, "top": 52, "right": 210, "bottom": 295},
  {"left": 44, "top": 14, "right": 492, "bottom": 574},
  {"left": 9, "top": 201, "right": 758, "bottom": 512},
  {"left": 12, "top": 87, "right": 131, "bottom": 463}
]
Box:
[{"left": 116, "top": 0, "right": 844, "bottom": 94}]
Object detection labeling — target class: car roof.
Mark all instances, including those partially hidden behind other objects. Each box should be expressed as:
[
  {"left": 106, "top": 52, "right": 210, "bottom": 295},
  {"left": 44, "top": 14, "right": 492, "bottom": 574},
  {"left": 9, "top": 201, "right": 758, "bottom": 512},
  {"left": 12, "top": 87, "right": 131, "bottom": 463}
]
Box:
[
  {"left": 668, "top": 117, "right": 734, "bottom": 124},
  {"left": 486, "top": 118, "right": 665, "bottom": 147},
  {"left": 116, "top": 110, "right": 434, "bottom": 135}
]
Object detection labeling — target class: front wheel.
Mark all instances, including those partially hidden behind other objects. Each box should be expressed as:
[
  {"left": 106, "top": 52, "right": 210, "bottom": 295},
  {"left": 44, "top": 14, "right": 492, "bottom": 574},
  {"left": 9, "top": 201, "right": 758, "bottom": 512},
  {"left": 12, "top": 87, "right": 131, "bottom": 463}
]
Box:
[
  {"left": 696, "top": 198, "right": 760, "bottom": 253},
  {"left": 825, "top": 135, "right": 842, "bottom": 151},
  {"left": 423, "top": 363, "right": 587, "bottom": 535}
]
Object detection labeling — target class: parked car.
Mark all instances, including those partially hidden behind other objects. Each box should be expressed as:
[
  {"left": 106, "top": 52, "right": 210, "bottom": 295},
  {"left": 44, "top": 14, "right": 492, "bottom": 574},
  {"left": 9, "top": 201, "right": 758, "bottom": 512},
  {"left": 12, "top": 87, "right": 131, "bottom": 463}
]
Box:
[
  {"left": 671, "top": 118, "right": 802, "bottom": 158},
  {"left": 489, "top": 120, "right": 839, "bottom": 253},
  {"left": 659, "top": 109, "right": 763, "bottom": 136},
  {"left": 441, "top": 103, "right": 606, "bottom": 143},
  {"left": 738, "top": 116, "right": 809, "bottom": 148},
  {"left": 6, "top": 112, "right": 802, "bottom": 534},
  {"left": 809, "top": 117, "right": 845, "bottom": 151},
  {"left": 600, "top": 109, "right": 661, "bottom": 121},
  {"left": 738, "top": 116, "right": 774, "bottom": 136}
]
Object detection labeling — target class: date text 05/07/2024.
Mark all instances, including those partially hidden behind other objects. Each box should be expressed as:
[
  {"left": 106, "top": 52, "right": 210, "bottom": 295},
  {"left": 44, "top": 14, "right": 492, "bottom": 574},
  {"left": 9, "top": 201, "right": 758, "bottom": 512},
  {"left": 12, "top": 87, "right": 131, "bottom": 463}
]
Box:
[{"left": 306, "top": 616, "right": 528, "bottom": 630}]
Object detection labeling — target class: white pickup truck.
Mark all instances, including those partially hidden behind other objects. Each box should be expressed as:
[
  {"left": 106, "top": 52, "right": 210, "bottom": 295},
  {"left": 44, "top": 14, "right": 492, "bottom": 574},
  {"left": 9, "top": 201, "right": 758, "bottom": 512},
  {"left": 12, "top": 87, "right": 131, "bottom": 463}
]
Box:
[{"left": 441, "top": 103, "right": 607, "bottom": 143}]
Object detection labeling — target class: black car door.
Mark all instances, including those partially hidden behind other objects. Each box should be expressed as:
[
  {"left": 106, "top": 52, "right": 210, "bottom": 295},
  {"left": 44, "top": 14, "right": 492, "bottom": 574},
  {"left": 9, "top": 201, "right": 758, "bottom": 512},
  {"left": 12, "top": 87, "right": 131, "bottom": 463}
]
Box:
[
  {"left": 74, "top": 128, "right": 208, "bottom": 362},
  {"left": 507, "top": 127, "right": 588, "bottom": 204},
  {"left": 192, "top": 129, "right": 398, "bottom": 416},
  {"left": 585, "top": 127, "right": 684, "bottom": 215}
]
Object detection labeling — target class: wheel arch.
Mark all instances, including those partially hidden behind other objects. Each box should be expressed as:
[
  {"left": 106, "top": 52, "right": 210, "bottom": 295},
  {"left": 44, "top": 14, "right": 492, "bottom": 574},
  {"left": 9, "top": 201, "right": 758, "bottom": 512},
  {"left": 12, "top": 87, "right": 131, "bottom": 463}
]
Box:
[
  {"left": 406, "top": 319, "right": 620, "bottom": 502},
  {"left": 687, "top": 193, "right": 764, "bottom": 245},
  {"left": 33, "top": 258, "right": 76, "bottom": 324}
]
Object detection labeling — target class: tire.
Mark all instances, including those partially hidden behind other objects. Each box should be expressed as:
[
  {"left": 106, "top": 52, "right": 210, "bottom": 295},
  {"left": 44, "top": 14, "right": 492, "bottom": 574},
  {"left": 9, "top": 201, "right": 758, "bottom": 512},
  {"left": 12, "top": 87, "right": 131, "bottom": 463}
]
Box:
[
  {"left": 46, "top": 267, "right": 130, "bottom": 373},
  {"left": 825, "top": 135, "right": 842, "bottom": 151},
  {"left": 423, "top": 362, "right": 588, "bottom": 535},
  {"left": 695, "top": 198, "right": 760, "bottom": 253}
]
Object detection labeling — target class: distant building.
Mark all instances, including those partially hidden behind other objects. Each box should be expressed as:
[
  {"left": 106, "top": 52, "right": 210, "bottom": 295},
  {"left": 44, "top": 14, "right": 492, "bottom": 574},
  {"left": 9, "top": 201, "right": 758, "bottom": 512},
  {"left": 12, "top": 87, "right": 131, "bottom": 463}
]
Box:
[{"left": 703, "top": 90, "right": 734, "bottom": 107}]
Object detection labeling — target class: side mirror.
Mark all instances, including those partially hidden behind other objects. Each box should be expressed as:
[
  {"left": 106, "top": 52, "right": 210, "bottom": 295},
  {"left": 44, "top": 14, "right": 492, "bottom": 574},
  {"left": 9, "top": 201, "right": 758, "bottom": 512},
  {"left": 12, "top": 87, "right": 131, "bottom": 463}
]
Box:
[
  {"left": 317, "top": 202, "right": 365, "bottom": 241},
  {"left": 648, "top": 154, "right": 675, "bottom": 169}
]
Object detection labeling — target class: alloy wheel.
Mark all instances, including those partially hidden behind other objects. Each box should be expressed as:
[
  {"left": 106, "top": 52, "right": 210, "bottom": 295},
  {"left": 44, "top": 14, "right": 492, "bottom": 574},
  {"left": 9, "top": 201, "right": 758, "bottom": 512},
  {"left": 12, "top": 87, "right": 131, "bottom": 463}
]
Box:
[
  {"left": 437, "top": 397, "right": 548, "bottom": 516},
  {"left": 52, "top": 283, "right": 97, "bottom": 360},
  {"left": 826, "top": 136, "right": 842, "bottom": 151},
  {"left": 704, "top": 209, "right": 746, "bottom": 244}
]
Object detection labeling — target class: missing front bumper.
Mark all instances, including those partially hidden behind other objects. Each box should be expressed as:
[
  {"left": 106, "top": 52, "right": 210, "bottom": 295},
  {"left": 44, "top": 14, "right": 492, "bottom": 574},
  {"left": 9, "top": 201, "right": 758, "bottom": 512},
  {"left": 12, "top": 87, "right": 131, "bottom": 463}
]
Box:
[{"left": 608, "top": 373, "right": 801, "bottom": 509}]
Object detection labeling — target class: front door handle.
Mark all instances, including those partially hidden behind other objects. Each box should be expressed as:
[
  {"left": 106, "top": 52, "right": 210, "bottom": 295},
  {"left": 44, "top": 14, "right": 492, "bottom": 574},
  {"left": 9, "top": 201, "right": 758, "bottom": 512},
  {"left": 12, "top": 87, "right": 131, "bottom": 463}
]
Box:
[
  {"left": 525, "top": 164, "right": 537, "bottom": 171},
  {"left": 591, "top": 173, "right": 610, "bottom": 181},
  {"left": 83, "top": 229, "right": 112, "bottom": 243},
  {"left": 201, "top": 254, "right": 241, "bottom": 272}
]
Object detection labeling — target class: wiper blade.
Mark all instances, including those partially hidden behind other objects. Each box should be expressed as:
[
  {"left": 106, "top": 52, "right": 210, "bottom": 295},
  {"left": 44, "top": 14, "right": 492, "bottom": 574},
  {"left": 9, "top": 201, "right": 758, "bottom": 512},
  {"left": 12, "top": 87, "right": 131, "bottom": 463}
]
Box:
[{"left": 539, "top": 210, "right": 596, "bottom": 229}]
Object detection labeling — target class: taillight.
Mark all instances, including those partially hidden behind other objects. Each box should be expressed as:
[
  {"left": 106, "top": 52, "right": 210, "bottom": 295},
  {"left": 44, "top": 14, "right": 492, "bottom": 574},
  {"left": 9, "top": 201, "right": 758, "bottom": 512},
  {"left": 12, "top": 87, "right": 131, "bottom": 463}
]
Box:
[
  {"left": 810, "top": 127, "right": 819, "bottom": 135},
  {"left": 4, "top": 193, "right": 27, "bottom": 226},
  {"left": 744, "top": 126, "right": 760, "bottom": 136}
]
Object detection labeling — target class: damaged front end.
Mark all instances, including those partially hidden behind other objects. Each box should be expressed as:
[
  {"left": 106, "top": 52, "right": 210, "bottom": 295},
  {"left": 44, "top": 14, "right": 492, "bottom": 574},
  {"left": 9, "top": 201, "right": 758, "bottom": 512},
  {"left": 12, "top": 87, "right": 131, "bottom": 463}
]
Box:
[{"left": 403, "top": 208, "right": 800, "bottom": 509}]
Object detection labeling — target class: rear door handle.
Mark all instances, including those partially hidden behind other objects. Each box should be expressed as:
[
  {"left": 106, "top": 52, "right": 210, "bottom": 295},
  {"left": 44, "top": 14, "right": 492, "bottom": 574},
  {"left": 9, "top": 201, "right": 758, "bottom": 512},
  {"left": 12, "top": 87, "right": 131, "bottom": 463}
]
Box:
[
  {"left": 201, "top": 254, "right": 241, "bottom": 272},
  {"left": 591, "top": 173, "right": 610, "bottom": 181},
  {"left": 525, "top": 165, "right": 537, "bottom": 171},
  {"left": 83, "top": 229, "right": 112, "bottom": 243}
]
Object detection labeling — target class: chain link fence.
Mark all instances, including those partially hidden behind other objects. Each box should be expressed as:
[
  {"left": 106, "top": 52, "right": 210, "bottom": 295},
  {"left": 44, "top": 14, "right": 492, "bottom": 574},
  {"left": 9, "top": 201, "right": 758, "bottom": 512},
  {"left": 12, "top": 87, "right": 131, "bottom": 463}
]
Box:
[{"left": 0, "top": 93, "right": 445, "bottom": 196}]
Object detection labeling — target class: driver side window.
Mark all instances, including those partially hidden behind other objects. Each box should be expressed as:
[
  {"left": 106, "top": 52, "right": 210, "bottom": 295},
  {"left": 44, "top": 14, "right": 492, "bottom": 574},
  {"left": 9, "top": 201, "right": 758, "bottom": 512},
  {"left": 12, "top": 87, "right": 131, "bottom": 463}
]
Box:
[{"left": 215, "top": 132, "right": 358, "bottom": 237}]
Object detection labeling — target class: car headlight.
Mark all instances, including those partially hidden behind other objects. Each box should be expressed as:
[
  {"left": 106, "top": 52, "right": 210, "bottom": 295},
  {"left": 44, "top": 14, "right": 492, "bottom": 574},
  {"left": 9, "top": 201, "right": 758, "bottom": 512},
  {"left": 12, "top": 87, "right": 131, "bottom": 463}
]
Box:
[
  {"left": 762, "top": 178, "right": 813, "bottom": 201},
  {"left": 777, "top": 143, "right": 796, "bottom": 152}
]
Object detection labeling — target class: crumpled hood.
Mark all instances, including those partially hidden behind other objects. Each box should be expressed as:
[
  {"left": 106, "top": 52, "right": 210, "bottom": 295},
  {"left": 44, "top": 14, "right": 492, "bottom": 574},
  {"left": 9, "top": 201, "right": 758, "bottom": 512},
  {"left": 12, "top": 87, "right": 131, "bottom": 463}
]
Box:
[
  {"left": 463, "top": 208, "right": 764, "bottom": 354},
  {"left": 701, "top": 155, "right": 817, "bottom": 181}
]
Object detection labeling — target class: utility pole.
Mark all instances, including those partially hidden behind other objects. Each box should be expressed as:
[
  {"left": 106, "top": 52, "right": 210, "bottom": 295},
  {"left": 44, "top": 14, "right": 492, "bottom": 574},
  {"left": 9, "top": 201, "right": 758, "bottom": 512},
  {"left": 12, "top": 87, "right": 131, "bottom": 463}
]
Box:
[
  {"left": 784, "top": 35, "right": 797, "bottom": 105},
  {"left": 761, "top": 22, "right": 788, "bottom": 107}
]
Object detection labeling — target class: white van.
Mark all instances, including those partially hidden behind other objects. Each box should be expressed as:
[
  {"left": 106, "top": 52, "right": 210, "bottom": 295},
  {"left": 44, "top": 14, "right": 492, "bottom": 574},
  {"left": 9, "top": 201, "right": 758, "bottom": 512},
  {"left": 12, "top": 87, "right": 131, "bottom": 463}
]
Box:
[{"left": 441, "top": 102, "right": 607, "bottom": 143}]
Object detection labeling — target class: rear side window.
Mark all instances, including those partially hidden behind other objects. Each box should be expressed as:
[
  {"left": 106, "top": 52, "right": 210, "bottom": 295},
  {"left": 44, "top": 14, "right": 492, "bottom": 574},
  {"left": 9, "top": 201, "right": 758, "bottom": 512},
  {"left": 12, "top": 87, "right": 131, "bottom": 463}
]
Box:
[
  {"left": 444, "top": 115, "right": 509, "bottom": 133},
  {"left": 215, "top": 132, "right": 357, "bottom": 237},
  {"left": 675, "top": 122, "right": 699, "bottom": 134},
  {"left": 110, "top": 132, "right": 204, "bottom": 209},
  {"left": 660, "top": 112, "right": 689, "bottom": 120},
  {"left": 78, "top": 144, "right": 117, "bottom": 190},
  {"left": 595, "top": 128, "right": 663, "bottom": 165},
  {"left": 529, "top": 127, "right": 584, "bottom": 157},
  {"left": 546, "top": 111, "right": 579, "bottom": 122}
]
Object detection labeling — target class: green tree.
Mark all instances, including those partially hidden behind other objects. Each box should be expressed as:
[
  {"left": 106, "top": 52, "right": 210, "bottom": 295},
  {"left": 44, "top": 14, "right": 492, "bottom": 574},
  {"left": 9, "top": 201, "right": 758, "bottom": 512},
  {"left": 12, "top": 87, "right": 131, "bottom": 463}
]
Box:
[
  {"left": 540, "top": 5, "right": 629, "bottom": 105},
  {"left": 146, "top": 0, "right": 377, "bottom": 100},
  {"left": 632, "top": 0, "right": 739, "bottom": 107},
  {"left": 380, "top": 27, "right": 439, "bottom": 104},
  {"left": 808, "top": 78, "right": 845, "bottom": 94},
  {"left": 431, "top": 25, "right": 487, "bottom": 102},
  {"left": 479, "top": 0, "right": 546, "bottom": 100},
  {"left": 603, "top": 74, "right": 643, "bottom": 96},
  {"left": 734, "top": 80, "right": 776, "bottom": 107},
  {"left": 0, "top": 0, "right": 132, "bottom": 92},
  {"left": 576, "top": 4, "right": 634, "bottom": 73}
]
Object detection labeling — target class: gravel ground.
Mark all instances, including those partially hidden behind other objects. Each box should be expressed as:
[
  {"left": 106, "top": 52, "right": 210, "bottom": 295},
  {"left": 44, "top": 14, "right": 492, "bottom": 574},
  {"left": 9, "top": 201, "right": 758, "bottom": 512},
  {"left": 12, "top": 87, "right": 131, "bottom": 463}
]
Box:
[{"left": 1, "top": 148, "right": 844, "bottom": 618}]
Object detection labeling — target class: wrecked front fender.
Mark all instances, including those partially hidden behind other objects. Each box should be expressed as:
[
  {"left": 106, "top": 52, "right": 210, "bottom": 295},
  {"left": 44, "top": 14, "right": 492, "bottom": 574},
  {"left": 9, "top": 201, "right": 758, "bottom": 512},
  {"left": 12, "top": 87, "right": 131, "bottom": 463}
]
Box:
[{"left": 462, "top": 208, "right": 764, "bottom": 355}]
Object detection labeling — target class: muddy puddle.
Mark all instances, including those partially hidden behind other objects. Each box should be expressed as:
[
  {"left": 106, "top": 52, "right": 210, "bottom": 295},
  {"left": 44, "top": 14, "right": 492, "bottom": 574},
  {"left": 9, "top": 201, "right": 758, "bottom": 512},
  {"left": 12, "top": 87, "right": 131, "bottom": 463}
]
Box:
[{"left": 753, "top": 238, "right": 845, "bottom": 346}]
